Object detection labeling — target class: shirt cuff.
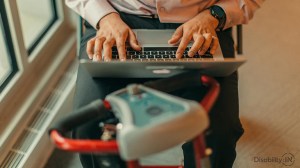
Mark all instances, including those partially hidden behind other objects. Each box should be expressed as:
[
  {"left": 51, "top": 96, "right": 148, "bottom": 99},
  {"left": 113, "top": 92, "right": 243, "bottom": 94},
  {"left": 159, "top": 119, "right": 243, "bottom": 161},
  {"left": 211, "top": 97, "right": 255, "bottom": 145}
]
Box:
[
  {"left": 84, "top": 0, "right": 118, "bottom": 29},
  {"left": 215, "top": 0, "right": 247, "bottom": 30}
]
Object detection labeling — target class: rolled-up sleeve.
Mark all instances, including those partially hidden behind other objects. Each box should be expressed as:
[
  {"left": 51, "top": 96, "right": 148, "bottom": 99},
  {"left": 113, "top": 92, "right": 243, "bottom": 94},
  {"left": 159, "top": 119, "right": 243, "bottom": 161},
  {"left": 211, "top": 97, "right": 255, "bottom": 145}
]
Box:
[
  {"left": 65, "top": 0, "right": 117, "bottom": 29},
  {"left": 216, "top": 0, "right": 264, "bottom": 29}
]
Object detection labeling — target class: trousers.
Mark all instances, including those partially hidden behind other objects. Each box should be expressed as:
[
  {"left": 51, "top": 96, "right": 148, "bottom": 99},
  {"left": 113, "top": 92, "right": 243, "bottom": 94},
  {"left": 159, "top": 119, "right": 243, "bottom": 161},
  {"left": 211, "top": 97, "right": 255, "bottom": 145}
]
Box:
[{"left": 73, "top": 12, "right": 244, "bottom": 168}]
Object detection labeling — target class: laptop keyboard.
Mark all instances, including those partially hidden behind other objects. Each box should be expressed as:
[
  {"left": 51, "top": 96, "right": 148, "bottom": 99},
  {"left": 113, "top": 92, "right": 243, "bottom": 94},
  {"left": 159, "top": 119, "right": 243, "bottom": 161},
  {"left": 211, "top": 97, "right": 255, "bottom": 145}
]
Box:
[{"left": 110, "top": 47, "right": 213, "bottom": 61}]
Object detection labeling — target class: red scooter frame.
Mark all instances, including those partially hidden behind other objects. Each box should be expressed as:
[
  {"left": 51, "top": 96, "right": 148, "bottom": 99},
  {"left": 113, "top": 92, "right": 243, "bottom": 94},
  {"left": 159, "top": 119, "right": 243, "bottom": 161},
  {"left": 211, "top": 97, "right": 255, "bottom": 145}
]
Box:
[{"left": 50, "top": 74, "right": 220, "bottom": 168}]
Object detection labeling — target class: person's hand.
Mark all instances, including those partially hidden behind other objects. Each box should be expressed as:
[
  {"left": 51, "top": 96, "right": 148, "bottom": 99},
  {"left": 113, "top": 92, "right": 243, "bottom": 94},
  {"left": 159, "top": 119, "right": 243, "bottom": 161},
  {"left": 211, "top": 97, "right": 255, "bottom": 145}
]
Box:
[
  {"left": 168, "top": 10, "right": 220, "bottom": 58},
  {"left": 87, "top": 13, "right": 141, "bottom": 61}
]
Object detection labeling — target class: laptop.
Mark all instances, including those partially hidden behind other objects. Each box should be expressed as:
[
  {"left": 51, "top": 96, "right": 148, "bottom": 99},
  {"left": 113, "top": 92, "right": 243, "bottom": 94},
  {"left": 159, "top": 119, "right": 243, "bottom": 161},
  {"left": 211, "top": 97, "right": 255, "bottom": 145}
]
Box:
[{"left": 80, "top": 29, "right": 246, "bottom": 78}]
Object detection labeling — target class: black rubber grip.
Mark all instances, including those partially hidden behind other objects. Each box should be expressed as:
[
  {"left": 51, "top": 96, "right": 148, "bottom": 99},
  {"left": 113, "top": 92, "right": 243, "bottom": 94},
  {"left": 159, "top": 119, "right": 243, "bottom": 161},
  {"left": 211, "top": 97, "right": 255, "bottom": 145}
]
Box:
[
  {"left": 144, "top": 71, "right": 202, "bottom": 93},
  {"left": 49, "top": 99, "right": 110, "bottom": 134}
]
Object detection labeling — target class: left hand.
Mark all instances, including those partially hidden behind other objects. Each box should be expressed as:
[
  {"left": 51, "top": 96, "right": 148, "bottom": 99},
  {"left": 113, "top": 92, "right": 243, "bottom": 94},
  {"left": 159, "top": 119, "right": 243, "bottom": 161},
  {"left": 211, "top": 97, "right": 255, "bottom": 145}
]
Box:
[{"left": 168, "top": 9, "right": 220, "bottom": 58}]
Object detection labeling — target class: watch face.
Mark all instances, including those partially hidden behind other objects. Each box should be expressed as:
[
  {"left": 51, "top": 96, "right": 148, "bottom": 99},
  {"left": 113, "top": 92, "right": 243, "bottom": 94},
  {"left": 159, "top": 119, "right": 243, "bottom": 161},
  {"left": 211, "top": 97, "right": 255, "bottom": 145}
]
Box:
[{"left": 212, "top": 5, "right": 225, "bottom": 18}]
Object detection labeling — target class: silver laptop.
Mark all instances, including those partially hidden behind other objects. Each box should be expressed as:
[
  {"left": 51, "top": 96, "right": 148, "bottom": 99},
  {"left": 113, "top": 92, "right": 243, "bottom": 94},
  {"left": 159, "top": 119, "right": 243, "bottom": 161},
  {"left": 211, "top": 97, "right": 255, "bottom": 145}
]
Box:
[{"left": 80, "top": 29, "right": 246, "bottom": 78}]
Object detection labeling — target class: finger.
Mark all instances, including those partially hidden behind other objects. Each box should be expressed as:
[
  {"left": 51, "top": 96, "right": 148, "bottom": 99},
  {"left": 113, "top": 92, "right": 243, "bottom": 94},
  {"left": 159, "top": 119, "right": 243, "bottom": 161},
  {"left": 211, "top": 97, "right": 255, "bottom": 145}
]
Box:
[
  {"left": 86, "top": 37, "right": 96, "bottom": 59},
  {"left": 199, "top": 33, "right": 213, "bottom": 55},
  {"left": 209, "top": 36, "right": 219, "bottom": 55},
  {"left": 116, "top": 35, "right": 127, "bottom": 61},
  {"left": 188, "top": 34, "right": 205, "bottom": 57},
  {"left": 176, "top": 34, "right": 192, "bottom": 58},
  {"left": 103, "top": 39, "right": 114, "bottom": 61},
  {"left": 94, "top": 37, "right": 105, "bottom": 61},
  {"left": 128, "top": 30, "right": 141, "bottom": 51},
  {"left": 168, "top": 26, "right": 183, "bottom": 45}
]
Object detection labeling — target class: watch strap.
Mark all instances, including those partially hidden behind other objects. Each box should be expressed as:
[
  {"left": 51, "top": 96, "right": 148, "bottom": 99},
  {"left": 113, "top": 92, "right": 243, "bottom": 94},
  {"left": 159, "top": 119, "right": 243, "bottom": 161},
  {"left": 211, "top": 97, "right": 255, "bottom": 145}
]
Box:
[{"left": 210, "top": 5, "right": 226, "bottom": 31}]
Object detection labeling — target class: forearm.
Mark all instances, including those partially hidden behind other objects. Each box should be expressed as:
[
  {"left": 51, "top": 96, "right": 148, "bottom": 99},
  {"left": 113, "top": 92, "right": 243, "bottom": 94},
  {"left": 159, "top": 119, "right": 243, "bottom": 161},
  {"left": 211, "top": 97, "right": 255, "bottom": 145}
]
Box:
[
  {"left": 65, "top": 0, "right": 117, "bottom": 29},
  {"left": 215, "top": 0, "right": 263, "bottom": 29}
]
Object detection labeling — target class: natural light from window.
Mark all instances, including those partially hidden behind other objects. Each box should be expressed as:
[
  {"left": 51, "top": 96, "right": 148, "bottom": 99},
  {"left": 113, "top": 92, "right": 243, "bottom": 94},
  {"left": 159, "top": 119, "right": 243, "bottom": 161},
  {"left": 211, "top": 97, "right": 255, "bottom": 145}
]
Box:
[
  {"left": 16, "top": 0, "right": 53, "bottom": 50},
  {"left": 0, "top": 28, "right": 12, "bottom": 86}
]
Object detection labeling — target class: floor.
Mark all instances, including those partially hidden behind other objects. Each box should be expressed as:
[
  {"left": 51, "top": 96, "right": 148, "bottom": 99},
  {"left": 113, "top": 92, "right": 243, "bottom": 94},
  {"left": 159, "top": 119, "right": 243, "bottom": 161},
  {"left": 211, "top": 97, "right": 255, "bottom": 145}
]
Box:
[
  {"left": 232, "top": 0, "right": 300, "bottom": 167},
  {"left": 44, "top": 1, "right": 300, "bottom": 167}
]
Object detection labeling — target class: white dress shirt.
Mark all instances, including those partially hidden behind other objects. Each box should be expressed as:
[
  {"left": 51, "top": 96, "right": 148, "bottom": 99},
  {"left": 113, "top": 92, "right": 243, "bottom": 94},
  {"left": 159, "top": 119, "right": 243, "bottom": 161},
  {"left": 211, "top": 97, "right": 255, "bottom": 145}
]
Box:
[{"left": 65, "top": 0, "right": 263, "bottom": 29}]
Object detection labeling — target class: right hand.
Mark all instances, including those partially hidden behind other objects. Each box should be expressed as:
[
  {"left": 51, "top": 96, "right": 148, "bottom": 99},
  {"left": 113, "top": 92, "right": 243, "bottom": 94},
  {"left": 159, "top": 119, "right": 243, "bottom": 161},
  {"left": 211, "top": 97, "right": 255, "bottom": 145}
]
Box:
[{"left": 87, "top": 13, "right": 141, "bottom": 61}]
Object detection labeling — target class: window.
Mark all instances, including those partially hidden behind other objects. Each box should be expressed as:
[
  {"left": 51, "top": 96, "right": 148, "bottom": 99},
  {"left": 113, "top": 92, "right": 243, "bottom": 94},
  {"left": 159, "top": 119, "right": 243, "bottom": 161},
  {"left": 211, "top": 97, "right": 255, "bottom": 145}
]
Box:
[
  {"left": 0, "top": 0, "right": 76, "bottom": 164},
  {"left": 0, "top": 0, "right": 18, "bottom": 93},
  {"left": 16, "top": 0, "right": 57, "bottom": 55}
]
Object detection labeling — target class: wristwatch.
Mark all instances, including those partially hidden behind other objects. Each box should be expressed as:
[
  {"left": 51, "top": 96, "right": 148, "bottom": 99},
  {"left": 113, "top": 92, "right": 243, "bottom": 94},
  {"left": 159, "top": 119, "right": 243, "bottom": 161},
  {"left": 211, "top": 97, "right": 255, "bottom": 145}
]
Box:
[{"left": 209, "top": 5, "right": 226, "bottom": 31}]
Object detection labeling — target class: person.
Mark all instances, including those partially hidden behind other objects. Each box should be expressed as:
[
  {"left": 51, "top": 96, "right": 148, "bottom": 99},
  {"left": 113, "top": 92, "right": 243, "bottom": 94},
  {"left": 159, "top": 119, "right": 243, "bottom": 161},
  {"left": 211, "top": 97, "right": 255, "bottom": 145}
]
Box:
[{"left": 65, "top": 1, "right": 263, "bottom": 168}]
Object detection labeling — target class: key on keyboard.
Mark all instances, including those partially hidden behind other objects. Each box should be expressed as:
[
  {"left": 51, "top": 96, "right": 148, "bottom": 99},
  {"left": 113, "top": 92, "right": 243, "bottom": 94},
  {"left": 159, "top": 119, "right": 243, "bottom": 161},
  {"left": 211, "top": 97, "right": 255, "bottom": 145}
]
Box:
[{"left": 109, "top": 47, "right": 213, "bottom": 61}]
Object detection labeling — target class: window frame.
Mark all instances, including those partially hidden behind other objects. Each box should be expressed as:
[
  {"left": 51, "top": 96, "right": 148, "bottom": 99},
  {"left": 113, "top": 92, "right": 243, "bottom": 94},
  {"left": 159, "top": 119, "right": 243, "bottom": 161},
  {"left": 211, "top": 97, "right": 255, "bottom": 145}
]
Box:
[
  {"left": 0, "top": 0, "right": 18, "bottom": 93},
  {"left": 0, "top": 0, "right": 77, "bottom": 159}
]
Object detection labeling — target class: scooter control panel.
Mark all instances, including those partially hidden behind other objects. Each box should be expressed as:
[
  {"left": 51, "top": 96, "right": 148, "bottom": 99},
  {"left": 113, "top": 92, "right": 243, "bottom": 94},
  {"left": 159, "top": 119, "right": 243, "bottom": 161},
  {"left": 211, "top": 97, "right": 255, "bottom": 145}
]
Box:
[{"left": 105, "top": 84, "right": 209, "bottom": 160}]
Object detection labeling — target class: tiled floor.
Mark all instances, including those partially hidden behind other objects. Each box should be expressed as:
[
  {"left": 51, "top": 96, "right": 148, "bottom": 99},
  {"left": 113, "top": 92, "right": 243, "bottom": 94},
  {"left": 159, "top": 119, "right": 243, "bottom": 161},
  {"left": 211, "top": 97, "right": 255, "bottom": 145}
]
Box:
[{"left": 45, "top": 1, "right": 300, "bottom": 167}]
